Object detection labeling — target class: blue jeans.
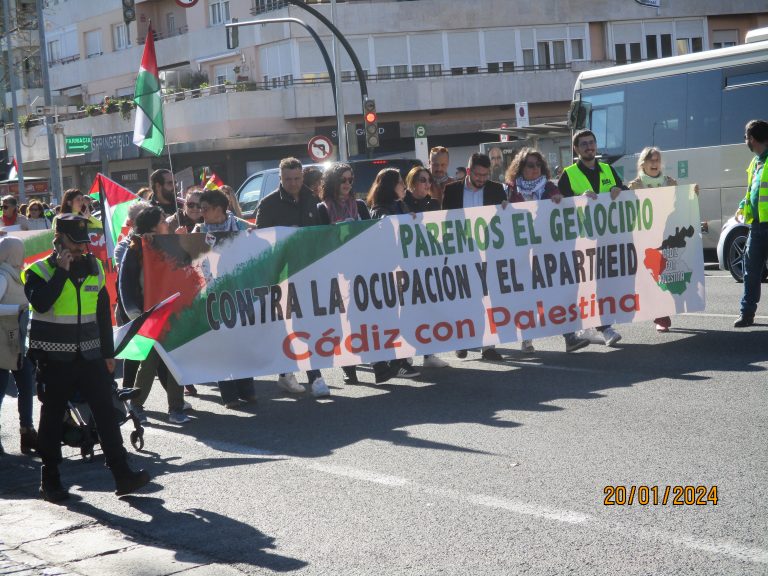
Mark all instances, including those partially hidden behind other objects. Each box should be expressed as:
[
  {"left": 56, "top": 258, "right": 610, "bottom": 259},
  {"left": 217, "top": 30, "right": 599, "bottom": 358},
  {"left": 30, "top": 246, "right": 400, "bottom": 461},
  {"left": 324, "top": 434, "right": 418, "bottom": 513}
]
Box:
[
  {"left": 0, "top": 357, "right": 37, "bottom": 429},
  {"left": 740, "top": 223, "right": 768, "bottom": 317}
]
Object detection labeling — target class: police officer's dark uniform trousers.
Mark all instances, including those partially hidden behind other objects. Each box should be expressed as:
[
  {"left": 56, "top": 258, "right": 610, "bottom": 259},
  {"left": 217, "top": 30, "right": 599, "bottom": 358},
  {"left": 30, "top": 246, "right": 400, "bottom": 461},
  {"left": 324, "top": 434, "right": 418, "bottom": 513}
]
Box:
[{"left": 23, "top": 215, "right": 149, "bottom": 501}]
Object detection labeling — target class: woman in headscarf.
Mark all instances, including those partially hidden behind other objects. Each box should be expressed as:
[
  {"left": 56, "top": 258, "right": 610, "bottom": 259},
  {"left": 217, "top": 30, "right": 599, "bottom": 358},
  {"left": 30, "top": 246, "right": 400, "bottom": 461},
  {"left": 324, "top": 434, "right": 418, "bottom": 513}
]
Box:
[{"left": 0, "top": 237, "right": 37, "bottom": 455}]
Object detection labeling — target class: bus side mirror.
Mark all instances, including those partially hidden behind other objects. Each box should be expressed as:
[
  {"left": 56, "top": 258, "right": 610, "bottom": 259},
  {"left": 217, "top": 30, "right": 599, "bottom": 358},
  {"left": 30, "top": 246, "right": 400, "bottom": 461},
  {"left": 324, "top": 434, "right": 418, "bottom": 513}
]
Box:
[{"left": 567, "top": 100, "right": 590, "bottom": 130}]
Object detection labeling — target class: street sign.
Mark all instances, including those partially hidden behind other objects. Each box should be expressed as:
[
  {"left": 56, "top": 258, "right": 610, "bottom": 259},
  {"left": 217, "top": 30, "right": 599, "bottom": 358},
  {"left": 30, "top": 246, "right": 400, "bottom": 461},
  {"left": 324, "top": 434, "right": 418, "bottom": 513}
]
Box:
[
  {"left": 308, "top": 135, "right": 334, "bottom": 162},
  {"left": 65, "top": 135, "right": 93, "bottom": 154},
  {"left": 515, "top": 102, "right": 529, "bottom": 128},
  {"left": 414, "top": 124, "right": 427, "bottom": 139}
]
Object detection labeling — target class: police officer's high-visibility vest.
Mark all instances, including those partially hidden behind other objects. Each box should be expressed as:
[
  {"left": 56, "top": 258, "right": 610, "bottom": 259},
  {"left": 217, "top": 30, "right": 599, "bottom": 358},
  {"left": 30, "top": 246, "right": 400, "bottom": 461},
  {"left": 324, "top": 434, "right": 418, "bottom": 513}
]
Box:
[
  {"left": 741, "top": 156, "right": 768, "bottom": 225},
  {"left": 22, "top": 256, "right": 105, "bottom": 362},
  {"left": 563, "top": 162, "right": 617, "bottom": 195}
]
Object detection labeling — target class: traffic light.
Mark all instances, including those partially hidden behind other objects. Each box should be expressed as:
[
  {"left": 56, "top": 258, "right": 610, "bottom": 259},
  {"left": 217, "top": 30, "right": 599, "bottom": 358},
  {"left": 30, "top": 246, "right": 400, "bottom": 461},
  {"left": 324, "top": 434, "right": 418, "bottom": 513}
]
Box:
[
  {"left": 122, "top": 0, "right": 136, "bottom": 26},
  {"left": 363, "top": 98, "right": 379, "bottom": 149}
]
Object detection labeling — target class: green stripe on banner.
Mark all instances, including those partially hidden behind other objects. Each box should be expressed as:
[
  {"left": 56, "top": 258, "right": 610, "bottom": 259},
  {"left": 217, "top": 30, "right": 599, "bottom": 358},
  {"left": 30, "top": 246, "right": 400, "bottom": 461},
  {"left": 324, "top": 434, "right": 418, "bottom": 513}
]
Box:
[
  {"left": 116, "top": 333, "right": 155, "bottom": 361},
  {"left": 161, "top": 219, "right": 378, "bottom": 352},
  {"left": 22, "top": 230, "right": 54, "bottom": 258}
]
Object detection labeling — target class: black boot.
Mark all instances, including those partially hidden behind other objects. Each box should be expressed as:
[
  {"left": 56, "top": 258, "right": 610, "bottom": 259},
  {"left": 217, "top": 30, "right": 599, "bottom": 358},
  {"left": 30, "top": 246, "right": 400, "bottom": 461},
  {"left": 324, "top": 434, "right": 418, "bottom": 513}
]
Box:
[
  {"left": 111, "top": 461, "right": 151, "bottom": 496},
  {"left": 40, "top": 465, "right": 70, "bottom": 502},
  {"left": 20, "top": 427, "right": 38, "bottom": 455},
  {"left": 342, "top": 366, "right": 359, "bottom": 384}
]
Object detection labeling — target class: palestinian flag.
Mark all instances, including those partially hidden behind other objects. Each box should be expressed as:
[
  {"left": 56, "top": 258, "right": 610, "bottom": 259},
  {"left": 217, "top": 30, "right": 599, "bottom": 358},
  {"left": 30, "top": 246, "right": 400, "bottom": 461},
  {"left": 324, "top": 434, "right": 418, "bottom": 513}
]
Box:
[
  {"left": 114, "top": 293, "right": 180, "bottom": 361},
  {"left": 204, "top": 173, "right": 225, "bottom": 190},
  {"left": 132, "top": 25, "right": 164, "bottom": 156},
  {"left": 91, "top": 173, "right": 140, "bottom": 259}
]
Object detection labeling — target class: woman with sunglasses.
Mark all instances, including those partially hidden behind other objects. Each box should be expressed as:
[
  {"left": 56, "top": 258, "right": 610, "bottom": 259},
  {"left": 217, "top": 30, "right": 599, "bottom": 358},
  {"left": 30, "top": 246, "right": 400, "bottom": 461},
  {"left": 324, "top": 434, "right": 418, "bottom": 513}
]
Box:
[
  {"left": 167, "top": 187, "right": 204, "bottom": 233},
  {"left": 402, "top": 166, "right": 449, "bottom": 369},
  {"left": 404, "top": 166, "right": 441, "bottom": 213},
  {"left": 504, "top": 148, "right": 589, "bottom": 354},
  {"left": 25, "top": 200, "right": 52, "bottom": 230},
  {"left": 317, "top": 162, "right": 370, "bottom": 224},
  {"left": 316, "top": 163, "right": 370, "bottom": 385}
]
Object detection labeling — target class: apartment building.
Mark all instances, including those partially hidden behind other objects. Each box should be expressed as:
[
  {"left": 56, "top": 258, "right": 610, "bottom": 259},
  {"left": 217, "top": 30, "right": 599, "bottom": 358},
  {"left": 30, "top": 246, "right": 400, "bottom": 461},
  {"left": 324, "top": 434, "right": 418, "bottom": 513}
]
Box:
[{"left": 4, "top": 0, "right": 767, "bottom": 196}]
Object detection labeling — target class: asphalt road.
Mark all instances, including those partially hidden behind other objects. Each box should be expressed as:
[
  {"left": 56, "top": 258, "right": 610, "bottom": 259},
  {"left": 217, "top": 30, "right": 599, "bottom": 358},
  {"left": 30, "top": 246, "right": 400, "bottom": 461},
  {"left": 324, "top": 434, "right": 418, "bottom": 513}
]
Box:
[{"left": 1, "top": 265, "right": 767, "bottom": 576}]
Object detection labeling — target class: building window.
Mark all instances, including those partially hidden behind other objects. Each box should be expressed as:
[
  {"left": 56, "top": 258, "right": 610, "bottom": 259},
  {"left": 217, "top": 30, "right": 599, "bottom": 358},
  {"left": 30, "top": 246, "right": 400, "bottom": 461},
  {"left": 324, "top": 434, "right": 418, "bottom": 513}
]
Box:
[
  {"left": 645, "top": 33, "right": 673, "bottom": 60},
  {"left": 166, "top": 13, "right": 176, "bottom": 37},
  {"left": 393, "top": 65, "right": 408, "bottom": 79},
  {"left": 210, "top": 0, "right": 230, "bottom": 26},
  {"left": 47, "top": 39, "right": 61, "bottom": 62},
  {"left": 214, "top": 63, "right": 235, "bottom": 85},
  {"left": 615, "top": 42, "right": 641, "bottom": 65},
  {"left": 84, "top": 29, "right": 101, "bottom": 58},
  {"left": 377, "top": 66, "right": 392, "bottom": 80},
  {"left": 537, "top": 40, "right": 566, "bottom": 70},
  {"left": 412, "top": 64, "right": 426, "bottom": 78},
  {"left": 450, "top": 67, "right": 463, "bottom": 76},
  {"left": 571, "top": 39, "right": 584, "bottom": 60},
  {"left": 113, "top": 23, "right": 130, "bottom": 51},
  {"left": 522, "top": 49, "right": 534, "bottom": 70},
  {"left": 712, "top": 29, "right": 739, "bottom": 49},
  {"left": 428, "top": 63, "right": 442, "bottom": 77},
  {"left": 676, "top": 37, "right": 703, "bottom": 55}
]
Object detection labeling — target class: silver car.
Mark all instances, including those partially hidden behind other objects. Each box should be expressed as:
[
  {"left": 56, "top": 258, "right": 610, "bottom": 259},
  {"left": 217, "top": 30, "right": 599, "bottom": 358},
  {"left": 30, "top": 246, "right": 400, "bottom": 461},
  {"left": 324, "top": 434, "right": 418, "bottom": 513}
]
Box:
[{"left": 717, "top": 216, "right": 768, "bottom": 282}]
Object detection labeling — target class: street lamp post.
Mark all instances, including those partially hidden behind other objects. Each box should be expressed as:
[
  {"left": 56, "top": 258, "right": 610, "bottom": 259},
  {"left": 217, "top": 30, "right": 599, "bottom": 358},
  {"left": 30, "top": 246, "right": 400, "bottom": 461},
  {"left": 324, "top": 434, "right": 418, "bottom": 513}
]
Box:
[
  {"left": 3, "top": 0, "right": 25, "bottom": 201},
  {"left": 36, "top": 0, "right": 62, "bottom": 203},
  {"left": 330, "top": 0, "right": 347, "bottom": 161}
]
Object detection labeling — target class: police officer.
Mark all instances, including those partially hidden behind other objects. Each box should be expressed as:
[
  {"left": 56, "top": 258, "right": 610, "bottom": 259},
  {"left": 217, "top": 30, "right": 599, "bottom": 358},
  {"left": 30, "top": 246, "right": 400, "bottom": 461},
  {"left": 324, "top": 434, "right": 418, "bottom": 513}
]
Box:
[
  {"left": 734, "top": 119, "right": 768, "bottom": 328},
  {"left": 23, "top": 214, "right": 150, "bottom": 501}
]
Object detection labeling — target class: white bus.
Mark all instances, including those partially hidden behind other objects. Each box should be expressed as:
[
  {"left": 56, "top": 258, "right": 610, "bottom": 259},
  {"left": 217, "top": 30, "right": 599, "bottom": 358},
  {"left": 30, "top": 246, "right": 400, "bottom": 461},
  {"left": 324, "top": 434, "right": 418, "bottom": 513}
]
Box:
[{"left": 568, "top": 27, "right": 768, "bottom": 253}]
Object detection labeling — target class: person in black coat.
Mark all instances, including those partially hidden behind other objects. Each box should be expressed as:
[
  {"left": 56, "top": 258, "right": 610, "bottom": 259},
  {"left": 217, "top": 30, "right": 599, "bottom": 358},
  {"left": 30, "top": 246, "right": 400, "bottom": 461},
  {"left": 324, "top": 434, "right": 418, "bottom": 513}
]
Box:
[
  {"left": 441, "top": 153, "right": 506, "bottom": 362},
  {"left": 441, "top": 152, "right": 507, "bottom": 210}
]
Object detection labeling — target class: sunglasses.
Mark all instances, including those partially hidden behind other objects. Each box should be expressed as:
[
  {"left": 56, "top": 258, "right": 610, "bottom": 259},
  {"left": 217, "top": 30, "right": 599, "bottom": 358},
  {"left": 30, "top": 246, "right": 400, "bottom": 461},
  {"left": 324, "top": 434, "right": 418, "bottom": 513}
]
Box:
[
  {"left": 186, "top": 202, "right": 201, "bottom": 209},
  {"left": 341, "top": 177, "right": 354, "bottom": 184}
]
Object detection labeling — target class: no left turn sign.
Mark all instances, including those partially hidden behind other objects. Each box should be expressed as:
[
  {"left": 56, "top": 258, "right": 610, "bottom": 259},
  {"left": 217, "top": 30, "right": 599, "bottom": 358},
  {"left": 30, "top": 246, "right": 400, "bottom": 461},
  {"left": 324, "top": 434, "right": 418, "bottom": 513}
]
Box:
[{"left": 308, "top": 135, "right": 334, "bottom": 162}]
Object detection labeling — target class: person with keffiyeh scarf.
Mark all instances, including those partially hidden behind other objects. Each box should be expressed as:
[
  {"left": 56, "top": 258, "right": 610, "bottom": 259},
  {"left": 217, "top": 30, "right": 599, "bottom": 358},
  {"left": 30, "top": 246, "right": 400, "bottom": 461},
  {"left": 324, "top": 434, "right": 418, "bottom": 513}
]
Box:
[
  {"left": 504, "top": 148, "right": 590, "bottom": 354},
  {"left": 628, "top": 146, "right": 680, "bottom": 333}
]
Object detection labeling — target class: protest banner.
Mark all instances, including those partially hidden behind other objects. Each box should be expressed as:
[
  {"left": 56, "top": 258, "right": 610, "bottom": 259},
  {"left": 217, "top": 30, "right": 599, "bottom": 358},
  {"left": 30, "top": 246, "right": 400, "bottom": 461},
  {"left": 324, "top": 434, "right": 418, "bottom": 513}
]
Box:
[{"left": 142, "top": 186, "right": 705, "bottom": 385}]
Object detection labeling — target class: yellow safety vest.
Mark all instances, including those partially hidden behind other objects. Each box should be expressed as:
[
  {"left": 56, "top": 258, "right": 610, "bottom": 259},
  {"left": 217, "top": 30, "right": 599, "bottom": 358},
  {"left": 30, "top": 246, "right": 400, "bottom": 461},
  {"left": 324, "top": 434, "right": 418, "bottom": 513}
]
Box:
[
  {"left": 22, "top": 256, "right": 105, "bottom": 361},
  {"left": 742, "top": 156, "right": 768, "bottom": 225},
  {"left": 563, "top": 162, "right": 617, "bottom": 195}
]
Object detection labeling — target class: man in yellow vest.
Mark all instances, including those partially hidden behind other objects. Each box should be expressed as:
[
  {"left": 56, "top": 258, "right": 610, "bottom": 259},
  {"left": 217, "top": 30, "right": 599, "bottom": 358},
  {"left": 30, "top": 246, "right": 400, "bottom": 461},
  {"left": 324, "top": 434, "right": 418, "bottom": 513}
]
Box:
[
  {"left": 23, "top": 214, "right": 150, "bottom": 502},
  {"left": 558, "top": 129, "right": 627, "bottom": 347},
  {"left": 734, "top": 119, "right": 768, "bottom": 328}
]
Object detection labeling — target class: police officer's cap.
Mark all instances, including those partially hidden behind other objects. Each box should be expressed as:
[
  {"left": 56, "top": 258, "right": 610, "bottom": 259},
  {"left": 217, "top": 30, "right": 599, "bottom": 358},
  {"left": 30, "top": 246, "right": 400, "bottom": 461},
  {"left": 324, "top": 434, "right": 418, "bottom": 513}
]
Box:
[{"left": 55, "top": 214, "right": 91, "bottom": 244}]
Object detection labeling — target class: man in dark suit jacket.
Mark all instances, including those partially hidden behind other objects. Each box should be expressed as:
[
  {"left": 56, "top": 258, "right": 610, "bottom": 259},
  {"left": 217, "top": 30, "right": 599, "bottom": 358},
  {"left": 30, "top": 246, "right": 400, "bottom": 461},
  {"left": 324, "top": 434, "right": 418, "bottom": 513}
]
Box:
[
  {"left": 442, "top": 153, "right": 506, "bottom": 210},
  {"left": 441, "top": 153, "right": 506, "bottom": 362}
]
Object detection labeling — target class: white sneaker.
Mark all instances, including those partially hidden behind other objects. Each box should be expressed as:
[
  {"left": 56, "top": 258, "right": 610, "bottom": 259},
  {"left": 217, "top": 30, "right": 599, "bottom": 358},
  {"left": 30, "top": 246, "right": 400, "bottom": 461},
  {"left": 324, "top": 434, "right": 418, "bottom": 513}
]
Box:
[
  {"left": 423, "top": 355, "right": 449, "bottom": 368},
  {"left": 521, "top": 339, "right": 535, "bottom": 353},
  {"left": 311, "top": 377, "right": 330, "bottom": 397},
  {"left": 277, "top": 373, "right": 305, "bottom": 394},
  {"left": 602, "top": 327, "right": 622, "bottom": 347},
  {"left": 576, "top": 328, "right": 604, "bottom": 345}
]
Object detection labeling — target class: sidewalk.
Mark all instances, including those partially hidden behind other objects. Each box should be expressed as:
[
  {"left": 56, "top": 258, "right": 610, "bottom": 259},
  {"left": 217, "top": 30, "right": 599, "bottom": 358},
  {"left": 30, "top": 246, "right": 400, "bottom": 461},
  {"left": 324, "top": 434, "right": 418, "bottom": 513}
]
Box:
[{"left": 0, "top": 497, "right": 244, "bottom": 576}]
